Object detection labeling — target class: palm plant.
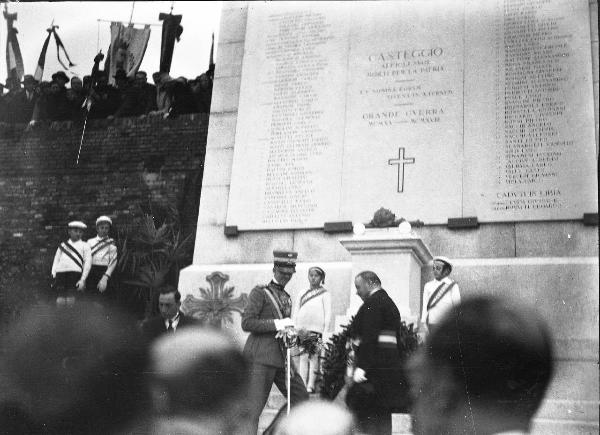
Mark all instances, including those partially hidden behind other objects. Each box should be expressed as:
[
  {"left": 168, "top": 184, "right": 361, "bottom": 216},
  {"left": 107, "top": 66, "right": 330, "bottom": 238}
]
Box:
[{"left": 115, "top": 207, "right": 193, "bottom": 318}]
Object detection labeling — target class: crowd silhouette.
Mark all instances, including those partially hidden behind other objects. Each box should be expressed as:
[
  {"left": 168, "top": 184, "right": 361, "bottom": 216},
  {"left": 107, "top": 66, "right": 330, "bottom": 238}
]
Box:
[{"left": 0, "top": 51, "right": 213, "bottom": 125}]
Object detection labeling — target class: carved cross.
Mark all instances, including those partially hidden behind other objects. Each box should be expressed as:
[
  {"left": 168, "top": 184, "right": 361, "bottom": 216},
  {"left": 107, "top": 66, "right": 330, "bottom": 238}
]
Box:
[
  {"left": 388, "top": 147, "right": 415, "bottom": 193},
  {"left": 182, "top": 271, "right": 248, "bottom": 327}
]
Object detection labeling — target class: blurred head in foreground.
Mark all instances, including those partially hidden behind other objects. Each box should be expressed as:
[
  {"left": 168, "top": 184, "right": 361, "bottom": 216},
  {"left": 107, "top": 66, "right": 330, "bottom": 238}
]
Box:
[
  {"left": 409, "top": 296, "right": 554, "bottom": 435},
  {"left": 0, "top": 303, "right": 150, "bottom": 434},
  {"left": 149, "top": 327, "right": 251, "bottom": 434},
  {"left": 274, "top": 401, "right": 355, "bottom": 435}
]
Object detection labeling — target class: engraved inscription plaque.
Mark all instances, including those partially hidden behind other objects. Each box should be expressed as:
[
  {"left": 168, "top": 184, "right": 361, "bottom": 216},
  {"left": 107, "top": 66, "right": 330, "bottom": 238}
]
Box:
[{"left": 226, "top": 0, "right": 597, "bottom": 230}]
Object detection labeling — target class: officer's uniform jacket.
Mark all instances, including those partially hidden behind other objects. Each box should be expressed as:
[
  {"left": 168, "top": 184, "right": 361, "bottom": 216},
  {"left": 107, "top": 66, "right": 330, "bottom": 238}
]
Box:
[{"left": 242, "top": 280, "right": 292, "bottom": 368}]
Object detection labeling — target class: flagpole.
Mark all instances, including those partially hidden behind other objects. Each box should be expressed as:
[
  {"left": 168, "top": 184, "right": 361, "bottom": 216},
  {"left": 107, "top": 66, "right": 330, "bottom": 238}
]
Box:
[
  {"left": 76, "top": 110, "right": 89, "bottom": 166},
  {"left": 129, "top": 1, "right": 136, "bottom": 25}
]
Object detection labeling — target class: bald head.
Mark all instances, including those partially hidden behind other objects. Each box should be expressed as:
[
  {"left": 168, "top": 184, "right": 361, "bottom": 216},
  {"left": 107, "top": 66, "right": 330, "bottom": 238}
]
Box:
[{"left": 275, "top": 401, "right": 355, "bottom": 435}]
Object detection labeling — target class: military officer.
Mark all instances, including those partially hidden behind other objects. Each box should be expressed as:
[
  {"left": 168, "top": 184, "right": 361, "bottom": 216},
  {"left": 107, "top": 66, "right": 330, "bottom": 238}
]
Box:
[{"left": 241, "top": 250, "right": 309, "bottom": 435}]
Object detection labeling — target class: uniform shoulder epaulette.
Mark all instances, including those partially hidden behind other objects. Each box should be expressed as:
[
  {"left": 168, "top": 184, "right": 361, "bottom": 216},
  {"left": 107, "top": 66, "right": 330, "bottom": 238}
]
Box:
[{"left": 251, "top": 284, "right": 268, "bottom": 292}]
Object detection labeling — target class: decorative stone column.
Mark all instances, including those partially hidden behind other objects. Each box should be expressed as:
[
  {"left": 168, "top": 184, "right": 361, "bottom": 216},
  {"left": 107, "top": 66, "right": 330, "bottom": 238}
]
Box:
[{"left": 339, "top": 228, "right": 432, "bottom": 325}]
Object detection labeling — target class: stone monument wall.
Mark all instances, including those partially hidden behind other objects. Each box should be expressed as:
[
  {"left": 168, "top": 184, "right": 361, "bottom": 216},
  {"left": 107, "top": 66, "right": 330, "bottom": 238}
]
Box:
[{"left": 183, "top": 1, "right": 598, "bottom": 431}]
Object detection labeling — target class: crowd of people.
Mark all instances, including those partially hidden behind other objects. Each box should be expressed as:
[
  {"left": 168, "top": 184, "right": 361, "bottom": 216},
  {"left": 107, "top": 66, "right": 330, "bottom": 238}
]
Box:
[
  {"left": 0, "top": 53, "right": 213, "bottom": 125},
  {"left": 0, "top": 240, "right": 555, "bottom": 435}
]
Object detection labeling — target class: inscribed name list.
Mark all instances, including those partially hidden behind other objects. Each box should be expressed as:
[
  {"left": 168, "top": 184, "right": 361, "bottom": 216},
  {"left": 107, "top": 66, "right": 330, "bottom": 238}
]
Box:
[
  {"left": 463, "top": 0, "right": 598, "bottom": 220},
  {"left": 227, "top": 0, "right": 597, "bottom": 230},
  {"left": 226, "top": 2, "right": 350, "bottom": 230}
]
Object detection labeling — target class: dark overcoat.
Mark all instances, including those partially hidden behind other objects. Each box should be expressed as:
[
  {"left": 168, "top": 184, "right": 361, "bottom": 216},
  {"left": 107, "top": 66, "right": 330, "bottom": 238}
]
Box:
[{"left": 350, "top": 289, "right": 409, "bottom": 413}]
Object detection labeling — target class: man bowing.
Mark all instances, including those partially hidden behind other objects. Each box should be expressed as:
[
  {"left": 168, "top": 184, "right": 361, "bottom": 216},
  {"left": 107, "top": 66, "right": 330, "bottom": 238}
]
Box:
[{"left": 347, "top": 271, "right": 408, "bottom": 435}]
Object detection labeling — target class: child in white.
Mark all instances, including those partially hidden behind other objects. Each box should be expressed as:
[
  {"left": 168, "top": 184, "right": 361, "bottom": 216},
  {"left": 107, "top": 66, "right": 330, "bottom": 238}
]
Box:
[
  {"left": 51, "top": 221, "right": 92, "bottom": 306},
  {"left": 293, "top": 266, "right": 332, "bottom": 393},
  {"left": 86, "top": 216, "right": 117, "bottom": 300}
]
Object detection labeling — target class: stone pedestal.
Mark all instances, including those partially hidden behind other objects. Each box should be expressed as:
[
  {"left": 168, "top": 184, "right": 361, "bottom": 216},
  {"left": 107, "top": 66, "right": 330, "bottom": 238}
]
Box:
[{"left": 339, "top": 228, "right": 433, "bottom": 324}]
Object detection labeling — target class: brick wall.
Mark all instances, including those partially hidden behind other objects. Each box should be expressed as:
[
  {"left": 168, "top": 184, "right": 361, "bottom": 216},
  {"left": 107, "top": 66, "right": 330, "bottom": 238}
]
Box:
[{"left": 0, "top": 114, "right": 208, "bottom": 319}]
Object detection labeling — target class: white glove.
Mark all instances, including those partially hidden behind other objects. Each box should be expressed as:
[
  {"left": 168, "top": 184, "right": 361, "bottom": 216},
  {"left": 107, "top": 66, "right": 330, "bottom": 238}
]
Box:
[
  {"left": 274, "top": 318, "right": 294, "bottom": 331},
  {"left": 353, "top": 367, "right": 367, "bottom": 383}
]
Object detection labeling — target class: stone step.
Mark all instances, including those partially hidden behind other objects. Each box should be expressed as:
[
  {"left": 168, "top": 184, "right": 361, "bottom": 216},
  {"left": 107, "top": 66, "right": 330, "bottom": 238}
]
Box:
[
  {"left": 531, "top": 419, "right": 600, "bottom": 435},
  {"left": 536, "top": 399, "right": 599, "bottom": 423}
]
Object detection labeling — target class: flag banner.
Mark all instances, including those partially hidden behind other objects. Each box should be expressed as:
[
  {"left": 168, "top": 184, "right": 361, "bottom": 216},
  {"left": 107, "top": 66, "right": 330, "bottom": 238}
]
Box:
[
  {"left": 107, "top": 22, "right": 151, "bottom": 84},
  {"left": 34, "top": 24, "right": 76, "bottom": 82},
  {"left": 34, "top": 29, "right": 52, "bottom": 82},
  {"left": 3, "top": 10, "right": 25, "bottom": 83},
  {"left": 53, "top": 30, "right": 75, "bottom": 70},
  {"left": 158, "top": 13, "right": 183, "bottom": 73}
]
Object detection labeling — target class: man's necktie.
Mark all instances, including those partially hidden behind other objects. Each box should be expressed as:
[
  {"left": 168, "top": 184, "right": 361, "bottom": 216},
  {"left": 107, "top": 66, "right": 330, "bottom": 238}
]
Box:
[{"left": 167, "top": 320, "right": 174, "bottom": 333}]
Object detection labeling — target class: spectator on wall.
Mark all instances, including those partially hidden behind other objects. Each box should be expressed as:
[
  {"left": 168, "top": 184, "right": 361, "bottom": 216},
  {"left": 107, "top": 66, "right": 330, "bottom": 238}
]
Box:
[
  {"left": 88, "top": 70, "right": 119, "bottom": 119},
  {"left": 135, "top": 70, "right": 158, "bottom": 113},
  {"left": 167, "top": 76, "right": 197, "bottom": 117},
  {"left": 32, "top": 80, "right": 71, "bottom": 122},
  {"left": 70, "top": 76, "right": 85, "bottom": 97},
  {"left": 151, "top": 71, "right": 173, "bottom": 117},
  {"left": 190, "top": 73, "right": 212, "bottom": 114},
  {"left": 51, "top": 71, "right": 70, "bottom": 91},
  {"left": 7, "top": 74, "right": 38, "bottom": 123}
]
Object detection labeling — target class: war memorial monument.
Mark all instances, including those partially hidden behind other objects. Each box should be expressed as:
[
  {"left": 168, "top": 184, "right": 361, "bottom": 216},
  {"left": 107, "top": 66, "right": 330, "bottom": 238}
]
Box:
[{"left": 179, "top": 1, "right": 599, "bottom": 432}]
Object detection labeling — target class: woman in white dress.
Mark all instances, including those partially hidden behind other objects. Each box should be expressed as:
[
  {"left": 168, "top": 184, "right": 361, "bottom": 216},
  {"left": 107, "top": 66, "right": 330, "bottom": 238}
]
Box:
[{"left": 294, "top": 266, "right": 332, "bottom": 393}]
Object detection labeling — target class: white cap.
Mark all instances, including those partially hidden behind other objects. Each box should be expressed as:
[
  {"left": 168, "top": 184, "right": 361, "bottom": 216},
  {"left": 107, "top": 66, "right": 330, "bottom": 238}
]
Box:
[
  {"left": 433, "top": 255, "right": 452, "bottom": 272},
  {"left": 96, "top": 216, "right": 113, "bottom": 226},
  {"left": 67, "top": 221, "right": 87, "bottom": 229}
]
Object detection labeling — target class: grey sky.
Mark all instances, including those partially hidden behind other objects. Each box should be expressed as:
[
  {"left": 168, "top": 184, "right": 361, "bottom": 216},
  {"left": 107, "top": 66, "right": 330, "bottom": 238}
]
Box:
[{"left": 1, "top": 1, "right": 221, "bottom": 81}]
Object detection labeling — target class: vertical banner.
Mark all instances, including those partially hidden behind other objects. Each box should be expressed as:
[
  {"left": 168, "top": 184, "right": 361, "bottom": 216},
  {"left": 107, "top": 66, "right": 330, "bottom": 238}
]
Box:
[
  {"left": 33, "top": 29, "right": 52, "bottom": 82},
  {"left": 107, "top": 22, "right": 151, "bottom": 84},
  {"left": 158, "top": 13, "right": 183, "bottom": 73},
  {"left": 3, "top": 9, "right": 25, "bottom": 83}
]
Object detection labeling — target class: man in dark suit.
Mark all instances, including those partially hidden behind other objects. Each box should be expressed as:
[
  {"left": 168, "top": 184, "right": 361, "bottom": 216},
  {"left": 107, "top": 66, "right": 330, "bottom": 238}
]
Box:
[
  {"left": 347, "top": 271, "right": 408, "bottom": 435},
  {"left": 142, "top": 286, "right": 197, "bottom": 342},
  {"left": 241, "top": 250, "right": 309, "bottom": 435}
]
